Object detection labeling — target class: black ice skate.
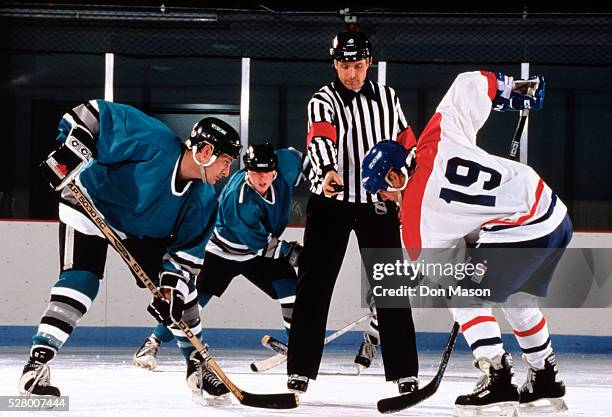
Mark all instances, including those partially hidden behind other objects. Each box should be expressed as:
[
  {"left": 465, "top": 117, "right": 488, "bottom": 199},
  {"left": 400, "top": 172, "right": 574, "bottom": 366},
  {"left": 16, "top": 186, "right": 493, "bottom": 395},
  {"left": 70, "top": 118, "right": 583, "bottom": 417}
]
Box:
[
  {"left": 519, "top": 353, "right": 568, "bottom": 413},
  {"left": 186, "top": 350, "right": 230, "bottom": 405},
  {"left": 354, "top": 332, "right": 377, "bottom": 374},
  {"left": 287, "top": 374, "right": 309, "bottom": 394},
  {"left": 396, "top": 376, "right": 419, "bottom": 395},
  {"left": 17, "top": 346, "right": 61, "bottom": 397},
  {"left": 132, "top": 336, "right": 160, "bottom": 370},
  {"left": 455, "top": 353, "right": 519, "bottom": 417}
]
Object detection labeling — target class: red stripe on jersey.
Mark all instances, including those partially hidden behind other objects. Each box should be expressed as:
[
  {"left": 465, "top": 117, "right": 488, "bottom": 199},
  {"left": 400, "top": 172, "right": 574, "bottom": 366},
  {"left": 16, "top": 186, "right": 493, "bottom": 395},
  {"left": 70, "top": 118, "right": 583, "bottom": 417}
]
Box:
[
  {"left": 397, "top": 125, "right": 417, "bottom": 149},
  {"left": 514, "top": 317, "right": 546, "bottom": 337},
  {"left": 402, "top": 112, "right": 442, "bottom": 260},
  {"left": 480, "top": 70, "right": 498, "bottom": 102},
  {"left": 461, "top": 315, "right": 498, "bottom": 332},
  {"left": 306, "top": 121, "right": 337, "bottom": 148},
  {"left": 484, "top": 178, "right": 545, "bottom": 226}
]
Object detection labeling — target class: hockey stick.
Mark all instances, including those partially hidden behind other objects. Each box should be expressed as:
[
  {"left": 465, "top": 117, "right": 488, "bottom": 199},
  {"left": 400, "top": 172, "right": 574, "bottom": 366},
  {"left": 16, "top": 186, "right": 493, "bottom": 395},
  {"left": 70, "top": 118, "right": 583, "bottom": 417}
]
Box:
[
  {"left": 250, "top": 352, "right": 286, "bottom": 373},
  {"left": 65, "top": 182, "right": 298, "bottom": 410},
  {"left": 377, "top": 322, "right": 460, "bottom": 414},
  {"left": 508, "top": 79, "right": 537, "bottom": 161},
  {"left": 251, "top": 313, "right": 372, "bottom": 372},
  {"left": 508, "top": 109, "right": 528, "bottom": 161}
]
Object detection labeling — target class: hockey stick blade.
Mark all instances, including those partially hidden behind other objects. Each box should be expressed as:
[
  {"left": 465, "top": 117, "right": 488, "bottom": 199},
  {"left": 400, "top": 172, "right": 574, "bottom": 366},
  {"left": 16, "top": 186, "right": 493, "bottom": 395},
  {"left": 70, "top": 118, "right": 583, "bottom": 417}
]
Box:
[
  {"left": 240, "top": 391, "right": 299, "bottom": 409},
  {"left": 377, "top": 322, "right": 460, "bottom": 414},
  {"left": 250, "top": 353, "right": 287, "bottom": 372}
]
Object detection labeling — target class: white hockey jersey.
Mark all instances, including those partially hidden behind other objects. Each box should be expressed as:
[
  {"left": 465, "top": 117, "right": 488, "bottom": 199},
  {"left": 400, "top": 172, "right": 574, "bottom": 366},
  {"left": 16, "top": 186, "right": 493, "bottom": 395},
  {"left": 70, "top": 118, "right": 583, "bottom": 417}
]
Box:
[{"left": 402, "top": 71, "right": 567, "bottom": 254}]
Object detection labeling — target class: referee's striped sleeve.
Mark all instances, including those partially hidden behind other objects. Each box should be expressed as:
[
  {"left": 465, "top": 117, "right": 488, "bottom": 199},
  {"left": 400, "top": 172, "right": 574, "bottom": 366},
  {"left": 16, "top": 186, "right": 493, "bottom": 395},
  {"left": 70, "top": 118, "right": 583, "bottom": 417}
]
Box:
[
  {"left": 395, "top": 94, "right": 418, "bottom": 149},
  {"left": 395, "top": 94, "right": 409, "bottom": 133},
  {"left": 308, "top": 137, "right": 338, "bottom": 176},
  {"left": 306, "top": 94, "right": 338, "bottom": 176}
]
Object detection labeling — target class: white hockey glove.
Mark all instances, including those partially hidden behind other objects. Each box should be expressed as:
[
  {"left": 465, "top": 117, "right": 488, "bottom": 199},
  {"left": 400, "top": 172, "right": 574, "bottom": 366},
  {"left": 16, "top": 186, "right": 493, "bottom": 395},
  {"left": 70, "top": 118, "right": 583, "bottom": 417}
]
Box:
[
  {"left": 147, "top": 272, "right": 189, "bottom": 326},
  {"left": 40, "top": 126, "right": 96, "bottom": 191}
]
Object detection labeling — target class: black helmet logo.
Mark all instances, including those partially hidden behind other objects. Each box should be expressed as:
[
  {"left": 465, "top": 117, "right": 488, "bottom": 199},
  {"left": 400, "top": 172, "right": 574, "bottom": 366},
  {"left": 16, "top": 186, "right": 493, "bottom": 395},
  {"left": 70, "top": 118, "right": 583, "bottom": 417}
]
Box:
[
  {"left": 243, "top": 143, "right": 277, "bottom": 172},
  {"left": 210, "top": 123, "right": 227, "bottom": 136}
]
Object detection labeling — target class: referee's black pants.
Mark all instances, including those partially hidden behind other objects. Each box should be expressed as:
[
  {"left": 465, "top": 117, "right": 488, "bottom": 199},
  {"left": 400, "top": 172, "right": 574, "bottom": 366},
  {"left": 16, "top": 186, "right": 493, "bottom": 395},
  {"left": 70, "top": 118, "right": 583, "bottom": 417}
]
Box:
[{"left": 287, "top": 194, "right": 419, "bottom": 381}]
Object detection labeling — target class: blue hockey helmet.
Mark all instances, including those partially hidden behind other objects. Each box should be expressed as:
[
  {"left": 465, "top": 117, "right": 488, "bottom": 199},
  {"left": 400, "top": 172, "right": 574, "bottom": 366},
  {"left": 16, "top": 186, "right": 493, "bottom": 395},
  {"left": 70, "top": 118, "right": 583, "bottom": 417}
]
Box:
[{"left": 361, "top": 140, "right": 415, "bottom": 194}]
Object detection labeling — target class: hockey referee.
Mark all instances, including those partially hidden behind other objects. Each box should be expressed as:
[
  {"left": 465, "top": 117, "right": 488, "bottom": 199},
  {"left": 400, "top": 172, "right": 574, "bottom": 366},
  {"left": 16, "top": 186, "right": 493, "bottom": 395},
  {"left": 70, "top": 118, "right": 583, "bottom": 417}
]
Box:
[{"left": 287, "top": 28, "right": 419, "bottom": 394}]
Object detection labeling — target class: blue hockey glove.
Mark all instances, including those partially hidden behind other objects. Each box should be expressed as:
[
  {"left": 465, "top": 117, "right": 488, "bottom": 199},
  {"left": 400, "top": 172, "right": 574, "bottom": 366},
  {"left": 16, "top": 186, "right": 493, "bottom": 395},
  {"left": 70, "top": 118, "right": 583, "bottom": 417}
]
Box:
[
  {"left": 286, "top": 241, "right": 303, "bottom": 268},
  {"left": 492, "top": 73, "right": 545, "bottom": 112},
  {"left": 40, "top": 126, "right": 96, "bottom": 190},
  {"left": 147, "top": 273, "right": 189, "bottom": 326}
]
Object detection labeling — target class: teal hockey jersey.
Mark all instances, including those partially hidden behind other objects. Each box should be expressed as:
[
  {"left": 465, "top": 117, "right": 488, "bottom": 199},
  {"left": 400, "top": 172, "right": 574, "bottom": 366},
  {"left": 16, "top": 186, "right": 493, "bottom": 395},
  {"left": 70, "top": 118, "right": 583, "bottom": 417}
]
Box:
[
  {"left": 56, "top": 99, "right": 218, "bottom": 281},
  {"left": 207, "top": 148, "right": 302, "bottom": 261}
]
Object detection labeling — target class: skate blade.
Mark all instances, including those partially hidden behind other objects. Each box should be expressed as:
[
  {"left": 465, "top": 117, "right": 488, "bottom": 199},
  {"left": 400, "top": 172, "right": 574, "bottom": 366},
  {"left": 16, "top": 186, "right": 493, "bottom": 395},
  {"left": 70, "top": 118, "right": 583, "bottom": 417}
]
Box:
[
  {"left": 355, "top": 364, "right": 364, "bottom": 375},
  {"left": 191, "top": 391, "right": 232, "bottom": 407},
  {"left": 455, "top": 402, "right": 519, "bottom": 417},
  {"left": 132, "top": 358, "right": 157, "bottom": 371},
  {"left": 520, "top": 397, "right": 568, "bottom": 413}
]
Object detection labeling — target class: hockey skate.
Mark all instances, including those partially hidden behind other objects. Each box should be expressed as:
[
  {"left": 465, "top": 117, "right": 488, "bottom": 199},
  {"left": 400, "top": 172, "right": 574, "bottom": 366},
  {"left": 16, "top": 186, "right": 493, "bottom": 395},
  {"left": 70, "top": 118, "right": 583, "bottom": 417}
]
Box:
[
  {"left": 354, "top": 332, "right": 378, "bottom": 374},
  {"left": 133, "top": 336, "right": 160, "bottom": 370},
  {"left": 287, "top": 374, "right": 309, "bottom": 394},
  {"left": 187, "top": 350, "right": 231, "bottom": 406},
  {"left": 519, "top": 353, "right": 568, "bottom": 413},
  {"left": 18, "top": 346, "right": 61, "bottom": 397},
  {"left": 396, "top": 376, "right": 419, "bottom": 395},
  {"left": 454, "top": 353, "right": 519, "bottom": 417}
]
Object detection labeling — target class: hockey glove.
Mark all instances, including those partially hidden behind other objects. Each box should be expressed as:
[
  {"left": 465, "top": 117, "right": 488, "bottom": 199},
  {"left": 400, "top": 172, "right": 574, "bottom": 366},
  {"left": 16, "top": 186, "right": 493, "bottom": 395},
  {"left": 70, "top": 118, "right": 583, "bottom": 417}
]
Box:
[
  {"left": 40, "top": 126, "right": 96, "bottom": 191},
  {"left": 492, "top": 73, "right": 545, "bottom": 112},
  {"left": 286, "top": 241, "right": 303, "bottom": 268},
  {"left": 147, "top": 272, "right": 189, "bottom": 326}
]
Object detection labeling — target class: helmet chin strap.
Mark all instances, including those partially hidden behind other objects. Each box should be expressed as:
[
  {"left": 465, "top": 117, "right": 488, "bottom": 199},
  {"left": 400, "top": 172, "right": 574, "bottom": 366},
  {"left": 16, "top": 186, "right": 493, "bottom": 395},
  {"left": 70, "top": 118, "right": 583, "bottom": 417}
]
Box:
[
  {"left": 192, "top": 145, "right": 217, "bottom": 184},
  {"left": 398, "top": 167, "right": 410, "bottom": 190},
  {"left": 386, "top": 167, "right": 410, "bottom": 192},
  {"left": 396, "top": 189, "right": 403, "bottom": 211}
]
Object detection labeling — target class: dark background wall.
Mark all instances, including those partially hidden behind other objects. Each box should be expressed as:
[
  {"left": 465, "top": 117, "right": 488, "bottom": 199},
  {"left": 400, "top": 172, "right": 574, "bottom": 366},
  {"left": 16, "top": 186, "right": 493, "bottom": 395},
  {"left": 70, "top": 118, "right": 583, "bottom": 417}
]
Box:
[{"left": 1, "top": 3, "right": 610, "bottom": 229}]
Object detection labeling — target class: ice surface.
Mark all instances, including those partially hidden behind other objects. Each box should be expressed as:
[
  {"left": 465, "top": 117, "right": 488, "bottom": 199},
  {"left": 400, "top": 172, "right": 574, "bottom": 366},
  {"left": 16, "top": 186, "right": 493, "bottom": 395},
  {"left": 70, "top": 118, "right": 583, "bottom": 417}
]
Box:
[{"left": 1, "top": 346, "right": 611, "bottom": 417}]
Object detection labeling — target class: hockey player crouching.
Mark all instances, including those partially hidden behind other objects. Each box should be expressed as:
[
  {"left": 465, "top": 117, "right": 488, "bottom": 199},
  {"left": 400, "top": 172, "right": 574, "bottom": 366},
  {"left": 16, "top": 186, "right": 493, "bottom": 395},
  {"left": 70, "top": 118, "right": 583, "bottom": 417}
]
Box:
[
  {"left": 361, "top": 71, "right": 570, "bottom": 415},
  {"left": 21, "top": 101, "right": 242, "bottom": 399},
  {"left": 133, "top": 144, "right": 303, "bottom": 383}
]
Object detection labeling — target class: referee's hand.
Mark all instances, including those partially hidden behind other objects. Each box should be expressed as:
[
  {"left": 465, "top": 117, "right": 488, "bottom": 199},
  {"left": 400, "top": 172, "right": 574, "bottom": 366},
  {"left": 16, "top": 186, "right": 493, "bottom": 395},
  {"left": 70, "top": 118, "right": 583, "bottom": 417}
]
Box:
[{"left": 323, "top": 170, "right": 343, "bottom": 197}]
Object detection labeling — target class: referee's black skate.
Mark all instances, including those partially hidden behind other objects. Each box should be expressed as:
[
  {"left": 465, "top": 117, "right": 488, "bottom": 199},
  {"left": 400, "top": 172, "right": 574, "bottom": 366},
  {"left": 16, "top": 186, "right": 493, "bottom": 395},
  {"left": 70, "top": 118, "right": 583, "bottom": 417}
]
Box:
[
  {"left": 519, "top": 353, "right": 568, "bottom": 412},
  {"left": 396, "top": 376, "right": 419, "bottom": 395},
  {"left": 186, "top": 350, "right": 230, "bottom": 402},
  {"left": 354, "top": 332, "right": 377, "bottom": 374},
  {"left": 17, "top": 346, "right": 61, "bottom": 397},
  {"left": 455, "top": 353, "right": 519, "bottom": 417},
  {"left": 287, "top": 374, "right": 309, "bottom": 394}
]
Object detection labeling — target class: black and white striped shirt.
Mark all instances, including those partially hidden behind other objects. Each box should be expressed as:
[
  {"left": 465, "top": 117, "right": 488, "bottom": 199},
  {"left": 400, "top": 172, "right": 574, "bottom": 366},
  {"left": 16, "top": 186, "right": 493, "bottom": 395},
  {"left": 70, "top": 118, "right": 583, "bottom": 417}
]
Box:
[{"left": 306, "top": 77, "right": 415, "bottom": 203}]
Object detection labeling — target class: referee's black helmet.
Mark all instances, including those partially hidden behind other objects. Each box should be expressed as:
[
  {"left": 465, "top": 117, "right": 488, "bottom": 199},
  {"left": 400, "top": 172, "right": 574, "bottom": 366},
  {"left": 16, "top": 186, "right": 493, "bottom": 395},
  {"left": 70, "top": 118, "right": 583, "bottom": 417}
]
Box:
[{"left": 330, "top": 30, "right": 372, "bottom": 62}]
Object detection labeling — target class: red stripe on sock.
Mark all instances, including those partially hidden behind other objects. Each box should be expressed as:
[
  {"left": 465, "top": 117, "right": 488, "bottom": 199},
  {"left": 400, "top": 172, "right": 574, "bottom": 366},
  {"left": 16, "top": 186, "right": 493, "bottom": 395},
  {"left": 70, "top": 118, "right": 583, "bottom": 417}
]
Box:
[
  {"left": 514, "top": 317, "right": 546, "bottom": 337},
  {"left": 461, "top": 316, "right": 497, "bottom": 332}
]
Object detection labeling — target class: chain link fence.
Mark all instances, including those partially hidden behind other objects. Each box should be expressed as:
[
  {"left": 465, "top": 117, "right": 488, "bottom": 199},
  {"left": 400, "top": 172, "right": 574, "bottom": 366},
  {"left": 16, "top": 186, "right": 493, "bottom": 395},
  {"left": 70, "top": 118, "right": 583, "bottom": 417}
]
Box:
[{"left": 3, "top": 6, "right": 612, "bottom": 65}]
